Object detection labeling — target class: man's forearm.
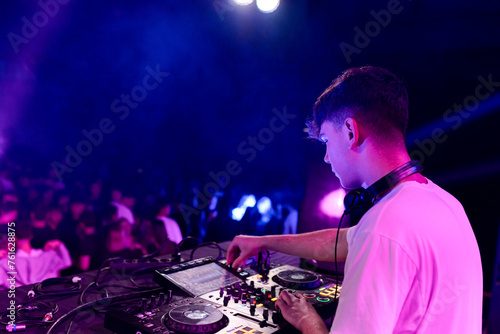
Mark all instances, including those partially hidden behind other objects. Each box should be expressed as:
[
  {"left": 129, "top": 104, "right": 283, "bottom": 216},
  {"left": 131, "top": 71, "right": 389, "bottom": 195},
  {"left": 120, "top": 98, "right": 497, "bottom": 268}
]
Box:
[{"left": 260, "top": 228, "right": 349, "bottom": 262}]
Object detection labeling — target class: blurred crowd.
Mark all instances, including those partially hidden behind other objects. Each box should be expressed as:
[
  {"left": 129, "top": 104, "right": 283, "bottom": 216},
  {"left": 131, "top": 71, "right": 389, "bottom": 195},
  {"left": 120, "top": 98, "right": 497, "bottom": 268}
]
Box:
[{"left": 0, "top": 161, "right": 298, "bottom": 289}]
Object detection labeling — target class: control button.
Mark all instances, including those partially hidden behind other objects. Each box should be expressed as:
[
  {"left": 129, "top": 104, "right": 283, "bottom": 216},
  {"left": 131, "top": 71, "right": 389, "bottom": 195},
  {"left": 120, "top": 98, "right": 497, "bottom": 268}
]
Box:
[
  {"left": 263, "top": 309, "right": 269, "bottom": 321},
  {"left": 220, "top": 287, "right": 224, "bottom": 297},
  {"left": 250, "top": 304, "right": 256, "bottom": 316},
  {"left": 303, "top": 293, "right": 316, "bottom": 298},
  {"left": 316, "top": 297, "right": 331, "bottom": 303},
  {"left": 223, "top": 296, "right": 230, "bottom": 307}
]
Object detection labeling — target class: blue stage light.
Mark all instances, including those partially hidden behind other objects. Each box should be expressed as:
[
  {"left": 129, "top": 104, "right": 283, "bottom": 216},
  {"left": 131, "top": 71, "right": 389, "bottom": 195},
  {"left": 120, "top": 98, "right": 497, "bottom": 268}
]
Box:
[{"left": 256, "top": 0, "right": 280, "bottom": 13}]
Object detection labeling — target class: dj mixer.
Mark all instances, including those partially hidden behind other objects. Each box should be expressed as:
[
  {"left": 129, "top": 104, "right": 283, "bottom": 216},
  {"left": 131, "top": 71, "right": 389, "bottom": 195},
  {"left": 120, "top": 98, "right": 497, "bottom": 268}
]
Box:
[{"left": 104, "top": 257, "right": 341, "bottom": 334}]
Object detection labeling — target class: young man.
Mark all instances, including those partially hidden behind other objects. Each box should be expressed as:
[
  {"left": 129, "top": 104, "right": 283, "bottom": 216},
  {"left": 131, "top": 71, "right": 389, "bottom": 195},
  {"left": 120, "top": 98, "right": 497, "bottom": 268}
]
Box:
[{"left": 227, "top": 66, "right": 483, "bottom": 333}]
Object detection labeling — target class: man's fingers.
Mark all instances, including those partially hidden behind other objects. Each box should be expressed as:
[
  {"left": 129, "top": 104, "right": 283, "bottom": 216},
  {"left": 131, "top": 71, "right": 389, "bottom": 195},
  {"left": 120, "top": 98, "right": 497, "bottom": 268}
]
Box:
[
  {"left": 231, "top": 255, "right": 249, "bottom": 269},
  {"left": 275, "top": 298, "right": 287, "bottom": 313},
  {"left": 279, "top": 290, "right": 293, "bottom": 304}
]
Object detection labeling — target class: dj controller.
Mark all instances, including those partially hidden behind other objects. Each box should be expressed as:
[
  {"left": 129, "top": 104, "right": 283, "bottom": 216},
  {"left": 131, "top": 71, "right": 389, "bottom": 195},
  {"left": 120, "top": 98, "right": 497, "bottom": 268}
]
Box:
[{"left": 104, "top": 256, "right": 341, "bottom": 334}]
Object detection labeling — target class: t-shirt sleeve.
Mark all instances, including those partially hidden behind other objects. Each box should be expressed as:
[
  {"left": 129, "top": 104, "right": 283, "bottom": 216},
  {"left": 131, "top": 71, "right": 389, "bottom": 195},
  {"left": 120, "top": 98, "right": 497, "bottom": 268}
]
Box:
[{"left": 331, "top": 232, "right": 418, "bottom": 333}]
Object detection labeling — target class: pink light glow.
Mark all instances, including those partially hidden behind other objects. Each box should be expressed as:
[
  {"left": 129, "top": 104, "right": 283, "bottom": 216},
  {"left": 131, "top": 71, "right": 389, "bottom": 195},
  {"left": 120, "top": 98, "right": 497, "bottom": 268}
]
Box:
[{"left": 319, "top": 188, "right": 346, "bottom": 218}]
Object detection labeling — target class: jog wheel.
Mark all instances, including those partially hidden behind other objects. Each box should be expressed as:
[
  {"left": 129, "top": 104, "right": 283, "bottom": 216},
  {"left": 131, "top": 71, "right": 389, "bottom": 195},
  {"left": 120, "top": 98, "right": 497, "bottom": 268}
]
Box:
[
  {"left": 272, "top": 270, "right": 322, "bottom": 290},
  {"left": 163, "top": 304, "right": 229, "bottom": 333}
]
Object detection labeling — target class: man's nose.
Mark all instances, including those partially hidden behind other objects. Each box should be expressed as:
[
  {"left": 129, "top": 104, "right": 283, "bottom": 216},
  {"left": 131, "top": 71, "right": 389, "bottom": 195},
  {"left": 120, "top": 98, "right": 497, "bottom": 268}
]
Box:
[{"left": 324, "top": 151, "right": 330, "bottom": 164}]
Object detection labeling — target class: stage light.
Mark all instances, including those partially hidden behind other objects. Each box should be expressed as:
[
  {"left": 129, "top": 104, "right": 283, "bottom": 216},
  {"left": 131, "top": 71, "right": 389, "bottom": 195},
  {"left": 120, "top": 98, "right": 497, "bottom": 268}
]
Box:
[
  {"left": 242, "top": 194, "right": 256, "bottom": 208},
  {"left": 257, "top": 196, "right": 272, "bottom": 214},
  {"left": 231, "top": 194, "right": 257, "bottom": 221},
  {"left": 233, "top": 0, "right": 254, "bottom": 5},
  {"left": 319, "top": 188, "right": 346, "bottom": 218},
  {"left": 231, "top": 207, "right": 246, "bottom": 221},
  {"left": 256, "top": 0, "right": 280, "bottom": 13}
]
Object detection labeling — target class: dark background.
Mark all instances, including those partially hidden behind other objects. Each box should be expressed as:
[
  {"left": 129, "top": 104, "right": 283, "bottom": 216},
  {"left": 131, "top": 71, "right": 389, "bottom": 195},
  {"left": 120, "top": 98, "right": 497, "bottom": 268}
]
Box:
[{"left": 0, "top": 0, "right": 499, "bottom": 309}]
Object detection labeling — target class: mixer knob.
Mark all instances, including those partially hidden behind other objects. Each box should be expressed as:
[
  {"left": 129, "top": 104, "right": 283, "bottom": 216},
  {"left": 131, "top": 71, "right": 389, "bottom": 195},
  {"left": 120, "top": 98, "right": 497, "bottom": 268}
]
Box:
[
  {"left": 223, "top": 295, "right": 230, "bottom": 307},
  {"left": 159, "top": 292, "right": 165, "bottom": 305},
  {"left": 150, "top": 295, "right": 157, "bottom": 307},
  {"left": 141, "top": 298, "right": 147, "bottom": 313},
  {"left": 235, "top": 282, "right": 241, "bottom": 290},
  {"left": 166, "top": 290, "right": 172, "bottom": 304},
  {"left": 262, "top": 309, "right": 269, "bottom": 321},
  {"left": 233, "top": 295, "right": 240, "bottom": 303},
  {"left": 250, "top": 304, "right": 256, "bottom": 316},
  {"left": 220, "top": 287, "right": 224, "bottom": 297},
  {"left": 271, "top": 286, "right": 277, "bottom": 298},
  {"left": 272, "top": 311, "right": 283, "bottom": 324},
  {"left": 250, "top": 281, "right": 255, "bottom": 288}
]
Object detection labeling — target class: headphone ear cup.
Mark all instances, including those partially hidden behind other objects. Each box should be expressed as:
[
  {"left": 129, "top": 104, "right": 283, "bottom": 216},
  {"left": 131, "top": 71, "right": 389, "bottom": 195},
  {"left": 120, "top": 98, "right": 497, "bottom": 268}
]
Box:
[
  {"left": 344, "top": 188, "right": 374, "bottom": 225},
  {"left": 343, "top": 188, "right": 364, "bottom": 214}
]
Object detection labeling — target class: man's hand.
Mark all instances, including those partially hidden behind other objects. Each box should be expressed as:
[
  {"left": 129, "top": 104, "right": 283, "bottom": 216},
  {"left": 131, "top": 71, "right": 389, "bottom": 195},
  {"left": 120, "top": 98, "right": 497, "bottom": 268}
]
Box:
[
  {"left": 226, "top": 235, "right": 265, "bottom": 269},
  {"left": 275, "top": 291, "right": 329, "bottom": 334}
]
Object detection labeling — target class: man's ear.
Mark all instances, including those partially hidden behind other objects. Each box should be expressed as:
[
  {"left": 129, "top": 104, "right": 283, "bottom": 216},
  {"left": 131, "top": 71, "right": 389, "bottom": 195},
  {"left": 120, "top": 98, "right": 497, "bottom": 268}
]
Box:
[{"left": 344, "top": 117, "right": 361, "bottom": 149}]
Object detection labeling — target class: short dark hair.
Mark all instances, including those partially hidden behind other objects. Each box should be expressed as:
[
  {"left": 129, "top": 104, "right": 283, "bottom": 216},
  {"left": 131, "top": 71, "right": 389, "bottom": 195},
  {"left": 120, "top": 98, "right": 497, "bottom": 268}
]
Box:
[{"left": 306, "top": 66, "right": 409, "bottom": 143}]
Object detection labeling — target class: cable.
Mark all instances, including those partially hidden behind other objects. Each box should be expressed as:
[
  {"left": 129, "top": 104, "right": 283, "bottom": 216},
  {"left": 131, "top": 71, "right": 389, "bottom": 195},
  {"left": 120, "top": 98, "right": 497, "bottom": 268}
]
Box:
[
  {"left": 45, "top": 287, "right": 163, "bottom": 334},
  {"left": 189, "top": 241, "right": 224, "bottom": 261},
  {"left": 23, "top": 276, "right": 83, "bottom": 303},
  {"left": 0, "top": 301, "right": 59, "bottom": 327},
  {"left": 142, "top": 236, "right": 200, "bottom": 263},
  {"left": 129, "top": 265, "right": 167, "bottom": 289},
  {"left": 332, "top": 212, "right": 346, "bottom": 325}
]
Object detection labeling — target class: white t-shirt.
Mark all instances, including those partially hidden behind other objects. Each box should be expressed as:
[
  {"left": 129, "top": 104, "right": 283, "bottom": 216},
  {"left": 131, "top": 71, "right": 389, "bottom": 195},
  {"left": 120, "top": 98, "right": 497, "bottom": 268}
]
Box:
[
  {"left": 331, "top": 179, "right": 482, "bottom": 334},
  {"left": 156, "top": 216, "right": 183, "bottom": 244},
  {"left": 110, "top": 201, "right": 135, "bottom": 225}
]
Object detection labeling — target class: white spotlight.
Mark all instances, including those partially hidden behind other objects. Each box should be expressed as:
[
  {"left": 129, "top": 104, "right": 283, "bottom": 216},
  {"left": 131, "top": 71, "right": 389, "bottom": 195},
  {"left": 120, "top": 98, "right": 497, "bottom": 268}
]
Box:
[
  {"left": 233, "top": 0, "right": 254, "bottom": 5},
  {"left": 256, "top": 0, "right": 280, "bottom": 13}
]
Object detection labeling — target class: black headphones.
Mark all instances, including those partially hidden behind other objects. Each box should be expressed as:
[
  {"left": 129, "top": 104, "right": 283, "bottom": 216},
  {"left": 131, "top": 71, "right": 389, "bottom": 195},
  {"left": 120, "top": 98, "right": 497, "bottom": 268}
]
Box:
[{"left": 343, "top": 160, "right": 424, "bottom": 224}]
